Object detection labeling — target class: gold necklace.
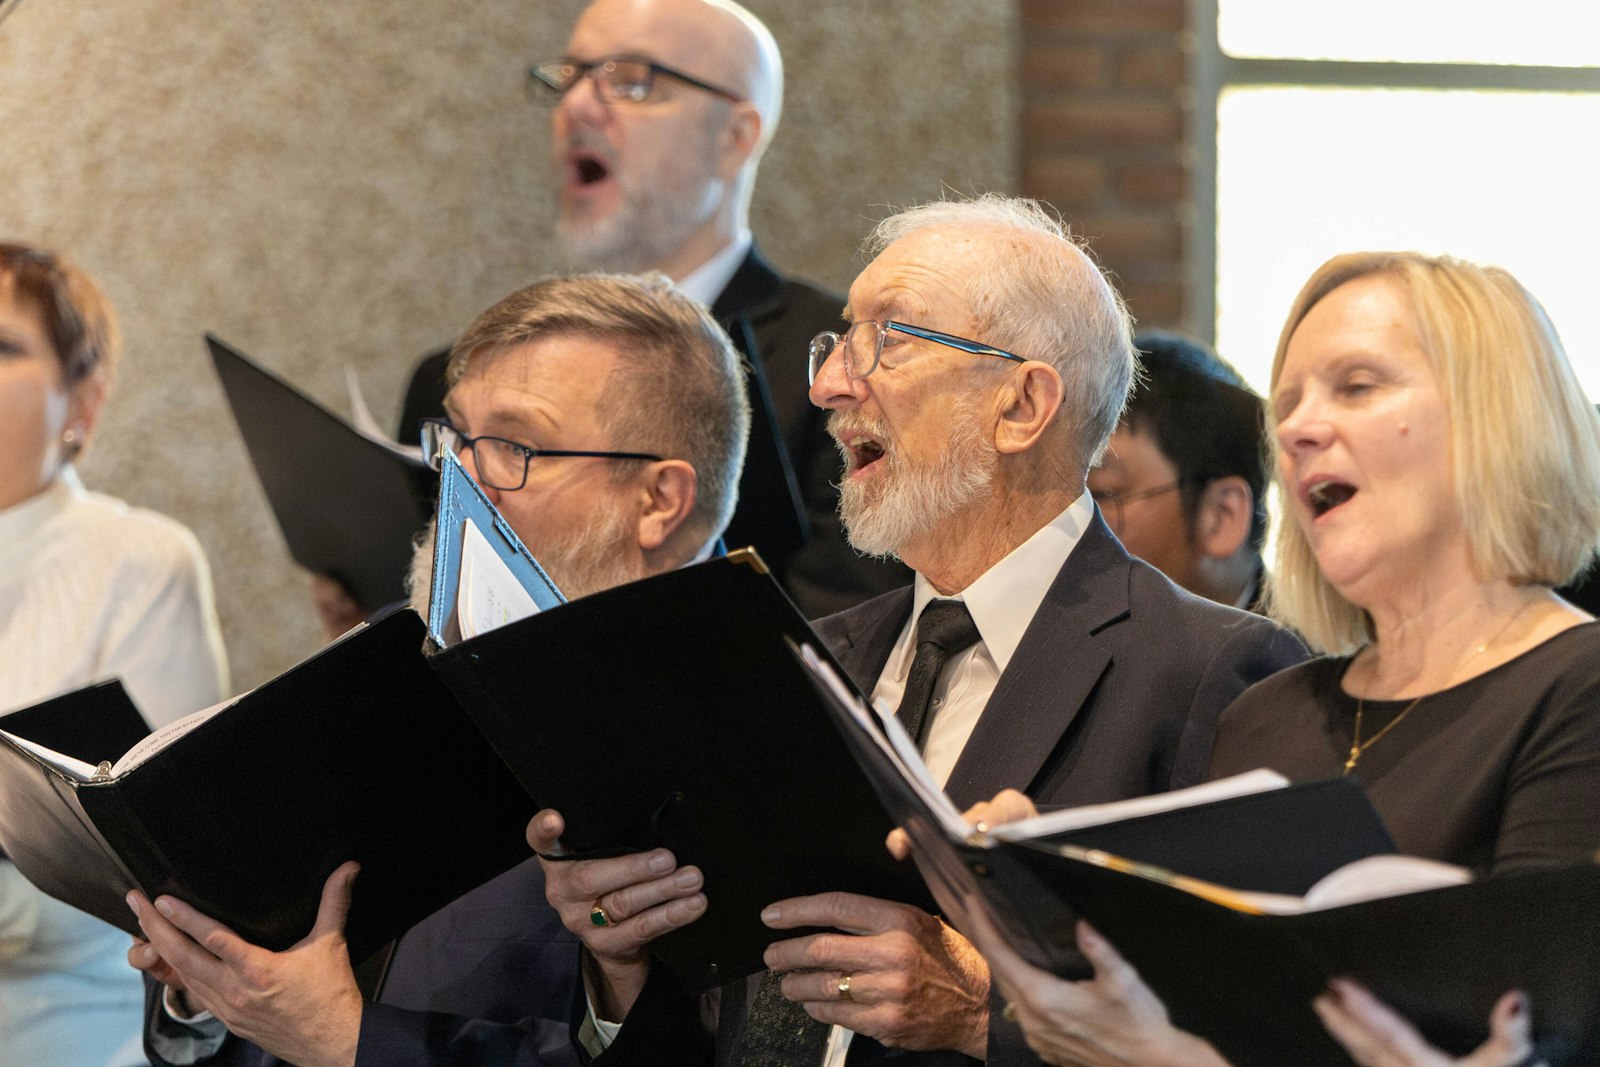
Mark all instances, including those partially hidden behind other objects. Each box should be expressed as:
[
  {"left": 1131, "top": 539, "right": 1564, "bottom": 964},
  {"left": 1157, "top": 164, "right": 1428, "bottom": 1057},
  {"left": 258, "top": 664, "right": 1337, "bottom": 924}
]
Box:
[
  {"left": 1344, "top": 696, "right": 1424, "bottom": 774},
  {"left": 1342, "top": 598, "right": 1539, "bottom": 775}
]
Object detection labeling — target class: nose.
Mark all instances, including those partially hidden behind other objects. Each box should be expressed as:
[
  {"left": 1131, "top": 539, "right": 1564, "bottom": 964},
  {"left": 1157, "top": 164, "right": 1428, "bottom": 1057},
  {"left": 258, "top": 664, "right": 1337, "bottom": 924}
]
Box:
[
  {"left": 556, "top": 68, "right": 610, "bottom": 127},
  {"left": 808, "top": 339, "right": 869, "bottom": 411},
  {"left": 1274, "top": 389, "right": 1333, "bottom": 461}
]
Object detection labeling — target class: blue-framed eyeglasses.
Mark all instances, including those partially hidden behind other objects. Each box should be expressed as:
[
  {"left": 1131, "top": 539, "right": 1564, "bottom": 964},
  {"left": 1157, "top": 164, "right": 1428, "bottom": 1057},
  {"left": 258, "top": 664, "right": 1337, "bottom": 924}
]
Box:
[
  {"left": 807, "top": 320, "right": 1027, "bottom": 385},
  {"left": 420, "top": 418, "right": 662, "bottom": 492},
  {"left": 527, "top": 56, "right": 743, "bottom": 106}
]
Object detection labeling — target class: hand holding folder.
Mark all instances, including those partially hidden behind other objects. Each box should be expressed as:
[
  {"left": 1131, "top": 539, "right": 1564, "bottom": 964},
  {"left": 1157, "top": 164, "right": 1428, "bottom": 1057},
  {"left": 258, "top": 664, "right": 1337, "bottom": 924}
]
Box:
[{"left": 794, "top": 646, "right": 1600, "bottom": 1066}]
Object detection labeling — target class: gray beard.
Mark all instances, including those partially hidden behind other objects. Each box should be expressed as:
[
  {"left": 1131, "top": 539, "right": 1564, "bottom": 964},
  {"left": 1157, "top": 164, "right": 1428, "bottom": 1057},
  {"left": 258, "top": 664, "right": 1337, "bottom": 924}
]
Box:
[
  {"left": 835, "top": 406, "right": 998, "bottom": 560},
  {"left": 408, "top": 501, "right": 643, "bottom": 617}
]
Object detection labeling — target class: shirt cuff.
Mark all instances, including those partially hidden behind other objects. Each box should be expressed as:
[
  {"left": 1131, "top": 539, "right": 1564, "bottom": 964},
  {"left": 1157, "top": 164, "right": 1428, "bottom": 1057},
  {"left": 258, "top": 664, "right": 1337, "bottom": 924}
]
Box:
[
  {"left": 577, "top": 986, "right": 623, "bottom": 1059},
  {"left": 162, "top": 984, "right": 219, "bottom": 1028}
]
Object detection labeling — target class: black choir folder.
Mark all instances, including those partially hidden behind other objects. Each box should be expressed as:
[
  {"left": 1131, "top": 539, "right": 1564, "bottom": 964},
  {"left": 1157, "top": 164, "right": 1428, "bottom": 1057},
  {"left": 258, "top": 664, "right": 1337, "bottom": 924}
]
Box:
[
  {"left": 794, "top": 647, "right": 1600, "bottom": 1067},
  {"left": 425, "top": 549, "right": 931, "bottom": 993},
  {"left": 0, "top": 610, "right": 536, "bottom": 963},
  {"left": 207, "top": 333, "right": 436, "bottom": 612}
]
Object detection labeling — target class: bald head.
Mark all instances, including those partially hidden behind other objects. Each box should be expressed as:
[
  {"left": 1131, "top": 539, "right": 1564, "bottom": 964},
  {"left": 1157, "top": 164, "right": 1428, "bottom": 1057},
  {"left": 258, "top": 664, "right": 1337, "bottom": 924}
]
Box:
[
  {"left": 572, "top": 0, "right": 782, "bottom": 150},
  {"left": 553, "top": 0, "right": 784, "bottom": 276}
]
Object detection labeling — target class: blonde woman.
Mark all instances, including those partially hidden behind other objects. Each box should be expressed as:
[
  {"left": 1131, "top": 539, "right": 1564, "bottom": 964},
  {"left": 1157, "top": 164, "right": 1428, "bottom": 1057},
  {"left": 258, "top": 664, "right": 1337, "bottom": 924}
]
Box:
[{"left": 952, "top": 252, "right": 1600, "bottom": 1067}]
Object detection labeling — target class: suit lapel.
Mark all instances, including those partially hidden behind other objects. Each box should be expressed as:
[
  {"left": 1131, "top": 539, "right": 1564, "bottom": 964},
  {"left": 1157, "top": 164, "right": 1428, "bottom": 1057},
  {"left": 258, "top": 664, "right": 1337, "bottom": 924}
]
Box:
[
  {"left": 817, "top": 586, "right": 913, "bottom": 692},
  {"left": 711, "top": 244, "right": 783, "bottom": 324},
  {"left": 942, "top": 515, "right": 1133, "bottom": 810}
]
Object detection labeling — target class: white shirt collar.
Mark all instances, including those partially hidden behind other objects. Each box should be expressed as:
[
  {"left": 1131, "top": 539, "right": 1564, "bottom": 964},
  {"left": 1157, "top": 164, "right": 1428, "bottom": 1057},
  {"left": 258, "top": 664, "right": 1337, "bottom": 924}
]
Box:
[
  {"left": 901, "top": 491, "right": 1096, "bottom": 677},
  {"left": 674, "top": 230, "right": 753, "bottom": 308}
]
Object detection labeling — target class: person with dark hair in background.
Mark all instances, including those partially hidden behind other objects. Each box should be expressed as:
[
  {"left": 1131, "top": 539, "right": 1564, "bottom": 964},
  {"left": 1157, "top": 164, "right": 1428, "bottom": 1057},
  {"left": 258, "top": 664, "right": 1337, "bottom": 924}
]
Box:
[
  {"left": 0, "top": 241, "right": 229, "bottom": 1066},
  {"left": 1088, "top": 330, "right": 1269, "bottom": 611}
]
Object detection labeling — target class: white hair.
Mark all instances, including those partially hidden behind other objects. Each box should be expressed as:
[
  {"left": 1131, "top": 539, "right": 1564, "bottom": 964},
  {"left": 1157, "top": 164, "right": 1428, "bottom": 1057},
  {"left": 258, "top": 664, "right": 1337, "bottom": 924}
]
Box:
[{"left": 865, "top": 195, "right": 1137, "bottom": 473}]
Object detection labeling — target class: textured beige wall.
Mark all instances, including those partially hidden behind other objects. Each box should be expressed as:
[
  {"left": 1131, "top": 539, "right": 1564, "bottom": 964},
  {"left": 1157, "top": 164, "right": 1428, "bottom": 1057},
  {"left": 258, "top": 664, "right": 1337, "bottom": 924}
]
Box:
[{"left": 0, "top": 0, "right": 1016, "bottom": 689}]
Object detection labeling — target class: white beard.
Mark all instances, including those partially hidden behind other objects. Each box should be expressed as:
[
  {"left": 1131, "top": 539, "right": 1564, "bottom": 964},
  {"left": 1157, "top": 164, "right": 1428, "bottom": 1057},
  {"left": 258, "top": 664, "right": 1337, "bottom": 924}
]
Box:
[{"left": 834, "top": 403, "right": 998, "bottom": 560}]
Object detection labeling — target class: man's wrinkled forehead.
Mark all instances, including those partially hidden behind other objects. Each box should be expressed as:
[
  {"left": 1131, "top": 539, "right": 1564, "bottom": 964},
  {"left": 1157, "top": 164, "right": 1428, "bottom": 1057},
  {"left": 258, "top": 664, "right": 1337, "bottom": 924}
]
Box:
[{"left": 845, "top": 229, "right": 984, "bottom": 329}]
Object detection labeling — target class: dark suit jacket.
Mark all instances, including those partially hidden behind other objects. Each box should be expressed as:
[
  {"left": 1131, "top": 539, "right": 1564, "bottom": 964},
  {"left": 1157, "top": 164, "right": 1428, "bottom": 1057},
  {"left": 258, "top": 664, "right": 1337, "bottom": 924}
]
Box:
[
  {"left": 145, "top": 860, "right": 581, "bottom": 1067},
  {"left": 606, "top": 513, "right": 1307, "bottom": 1067},
  {"left": 397, "top": 246, "right": 910, "bottom": 620}
]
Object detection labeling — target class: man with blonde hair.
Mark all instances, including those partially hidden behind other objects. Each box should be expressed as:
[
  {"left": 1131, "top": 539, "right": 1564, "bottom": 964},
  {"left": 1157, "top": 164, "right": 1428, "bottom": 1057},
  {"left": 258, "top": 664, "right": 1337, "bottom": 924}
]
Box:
[{"left": 136, "top": 272, "right": 751, "bottom": 1067}]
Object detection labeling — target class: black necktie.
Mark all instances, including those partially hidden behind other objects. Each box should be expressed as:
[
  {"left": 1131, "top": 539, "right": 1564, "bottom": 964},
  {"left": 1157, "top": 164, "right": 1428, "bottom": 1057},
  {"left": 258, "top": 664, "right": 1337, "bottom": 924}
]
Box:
[
  {"left": 895, "top": 599, "right": 981, "bottom": 749},
  {"left": 735, "top": 600, "right": 981, "bottom": 1067}
]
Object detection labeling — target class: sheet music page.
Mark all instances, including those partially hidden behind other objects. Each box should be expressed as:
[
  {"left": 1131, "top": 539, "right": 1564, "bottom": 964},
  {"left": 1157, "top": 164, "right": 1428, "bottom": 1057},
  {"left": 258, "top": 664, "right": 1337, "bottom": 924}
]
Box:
[
  {"left": 798, "top": 644, "right": 970, "bottom": 837},
  {"left": 458, "top": 518, "right": 543, "bottom": 640},
  {"left": 991, "top": 768, "right": 1290, "bottom": 842},
  {"left": 344, "top": 365, "right": 423, "bottom": 460}
]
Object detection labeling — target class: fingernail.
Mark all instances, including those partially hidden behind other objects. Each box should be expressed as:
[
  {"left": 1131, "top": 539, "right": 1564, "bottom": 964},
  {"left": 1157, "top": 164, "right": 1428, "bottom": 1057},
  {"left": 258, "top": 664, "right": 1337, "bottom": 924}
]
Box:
[
  {"left": 648, "top": 852, "right": 673, "bottom": 873},
  {"left": 761, "top": 905, "right": 781, "bottom": 923},
  {"left": 154, "top": 899, "right": 175, "bottom": 918},
  {"left": 125, "top": 892, "right": 139, "bottom": 914},
  {"left": 674, "top": 869, "right": 700, "bottom": 888},
  {"left": 1077, "top": 923, "right": 1103, "bottom": 949},
  {"left": 542, "top": 813, "right": 559, "bottom": 832},
  {"left": 1509, "top": 992, "right": 1527, "bottom": 1018}
]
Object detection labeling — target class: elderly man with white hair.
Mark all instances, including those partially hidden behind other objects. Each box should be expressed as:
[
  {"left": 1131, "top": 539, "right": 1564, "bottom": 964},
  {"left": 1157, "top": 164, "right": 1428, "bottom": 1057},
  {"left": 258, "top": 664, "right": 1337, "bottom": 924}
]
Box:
[{"left": 531, "top": 195, "right": 1307, "bottom": 1067}]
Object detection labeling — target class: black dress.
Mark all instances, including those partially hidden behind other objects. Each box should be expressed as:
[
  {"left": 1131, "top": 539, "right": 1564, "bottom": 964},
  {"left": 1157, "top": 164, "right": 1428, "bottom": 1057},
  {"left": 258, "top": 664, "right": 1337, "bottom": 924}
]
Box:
[{"left": 1209, "top": 623, "right": 1600, "bottom": 875}]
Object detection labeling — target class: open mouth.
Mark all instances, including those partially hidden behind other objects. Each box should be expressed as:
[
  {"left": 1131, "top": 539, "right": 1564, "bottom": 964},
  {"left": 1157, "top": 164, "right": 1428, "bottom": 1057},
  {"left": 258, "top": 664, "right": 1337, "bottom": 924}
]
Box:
[
  {"left": 841, "top": 433, "right": 887, "bottom": 475},
  {"left": 1306, "top": 480, "right": 1356, "bottom": 518},
  {"left": 572, "top": 152, "right": 609, "bottom": 186}
]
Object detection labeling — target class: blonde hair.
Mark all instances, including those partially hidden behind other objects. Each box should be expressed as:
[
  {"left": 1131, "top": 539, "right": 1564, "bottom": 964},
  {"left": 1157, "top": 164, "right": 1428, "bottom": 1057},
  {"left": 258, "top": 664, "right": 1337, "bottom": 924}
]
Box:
[
  {"left": 1268, "top": 252, "right": 1600, "bottom": 653},
  {"left": 447, "top": 272, "right": 751, "bottom": 555}
]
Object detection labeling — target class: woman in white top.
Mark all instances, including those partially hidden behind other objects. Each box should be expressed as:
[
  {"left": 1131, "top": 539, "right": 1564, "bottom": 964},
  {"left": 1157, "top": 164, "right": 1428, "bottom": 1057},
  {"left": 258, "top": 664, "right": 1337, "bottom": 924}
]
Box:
[{"left": 0, "top": 241, "right": 229, "bottom": 1066}]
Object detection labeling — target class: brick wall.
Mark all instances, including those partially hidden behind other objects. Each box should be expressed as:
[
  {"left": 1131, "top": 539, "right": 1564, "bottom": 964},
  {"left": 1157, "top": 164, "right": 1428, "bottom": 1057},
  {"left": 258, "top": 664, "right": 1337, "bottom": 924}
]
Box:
[{"left": 1019, "top": 0, "right": 1192, "bottom": 332}]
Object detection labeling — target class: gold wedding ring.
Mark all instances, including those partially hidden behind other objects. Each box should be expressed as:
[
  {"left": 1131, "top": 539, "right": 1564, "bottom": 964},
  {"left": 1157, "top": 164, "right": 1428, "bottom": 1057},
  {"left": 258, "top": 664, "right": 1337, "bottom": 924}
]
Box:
[{"left": 837, "top": 974, "right": 854, "bottom": 1002}]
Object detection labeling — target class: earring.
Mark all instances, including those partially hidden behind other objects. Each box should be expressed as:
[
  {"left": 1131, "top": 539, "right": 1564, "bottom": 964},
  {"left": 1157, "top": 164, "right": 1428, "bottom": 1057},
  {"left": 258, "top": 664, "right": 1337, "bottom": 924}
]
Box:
[{"left": 62, "top": 428, "right": 80, "bottom": 446}]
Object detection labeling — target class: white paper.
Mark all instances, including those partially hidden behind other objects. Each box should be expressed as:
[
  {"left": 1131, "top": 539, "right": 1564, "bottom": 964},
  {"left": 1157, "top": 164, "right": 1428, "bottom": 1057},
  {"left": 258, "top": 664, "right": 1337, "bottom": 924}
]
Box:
[
  {"left": 990, "top": 768, "right": 1290, "bottom": 842},
  {"left": 344, "top": 364, "right": 424, "bottom": 460},
  {"left": 457, "top": 519, "right": 542, "bottom": 640}
]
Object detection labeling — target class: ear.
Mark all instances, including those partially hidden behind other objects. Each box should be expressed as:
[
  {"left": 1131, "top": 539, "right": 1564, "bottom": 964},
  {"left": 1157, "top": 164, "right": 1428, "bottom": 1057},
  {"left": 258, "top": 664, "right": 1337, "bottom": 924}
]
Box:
[
  {"left": 1192, "top": 475, "right": 1253, "bottom": 561},
  {"left": 993, "top": 361, "right": 1064, "bottom": 456},
  {"left": 635, "top": 459, "right": 699, "bottom": 551},
  {"left": 716, "top": 102, "right": 762, "bottom": 180},
  {"left": 64, "top": 372, "right": 110, "bottom": 455}
]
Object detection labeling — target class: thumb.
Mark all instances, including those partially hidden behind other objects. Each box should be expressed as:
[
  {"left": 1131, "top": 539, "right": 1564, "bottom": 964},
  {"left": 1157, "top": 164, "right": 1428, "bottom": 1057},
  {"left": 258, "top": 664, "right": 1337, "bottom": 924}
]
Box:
[
  {"left": 310, "top": 861, "right": 361, "bottom": 941},
  {"left": 1468, "top": 990, "right": 1534, "bottom": 1067}
]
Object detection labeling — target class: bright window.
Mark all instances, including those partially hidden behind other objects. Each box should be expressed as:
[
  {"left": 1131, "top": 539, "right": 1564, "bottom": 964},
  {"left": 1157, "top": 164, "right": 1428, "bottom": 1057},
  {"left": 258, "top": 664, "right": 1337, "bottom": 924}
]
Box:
[{"left": 1198, "top": 4, "right": 1600, "bottom": 396}]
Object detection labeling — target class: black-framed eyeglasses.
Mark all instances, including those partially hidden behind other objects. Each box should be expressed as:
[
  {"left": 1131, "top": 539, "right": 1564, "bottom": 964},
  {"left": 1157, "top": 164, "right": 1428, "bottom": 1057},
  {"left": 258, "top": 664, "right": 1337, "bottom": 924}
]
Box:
[
  {"left": 527, "top": 56, "right": 743, "bottom": 106},
  {"left": 1090, "top": 481, "right": 1185, "bottom": 529},
  {"left": 807, "top": 320, "right": 1027, "bottom": 386},
  {"left": 420, "top": 418, "right": 662, "bottom": 492}
]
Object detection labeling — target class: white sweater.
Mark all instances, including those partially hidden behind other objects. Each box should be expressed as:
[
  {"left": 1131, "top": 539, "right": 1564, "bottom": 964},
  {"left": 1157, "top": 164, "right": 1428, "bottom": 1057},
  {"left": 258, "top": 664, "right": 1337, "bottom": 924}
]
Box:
[{"left": 0, "top": 468, "right": 230, "bottom": 1067}]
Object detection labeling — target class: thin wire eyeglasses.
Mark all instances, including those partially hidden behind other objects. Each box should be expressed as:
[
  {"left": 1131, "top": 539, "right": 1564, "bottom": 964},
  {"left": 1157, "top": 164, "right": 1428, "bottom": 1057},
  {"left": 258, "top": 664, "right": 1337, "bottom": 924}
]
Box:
[
  {"left": 806, "top": 320, "right": 1027, "bottom": 385},
  {"left": 527, "top": 56, "right": 743, "bottom": 106},
  {"left": 1090, "top": 481, "right": 1185, "bottom": 529},
  {"left": 420, "top": 418, "right": 662, "bottom": 493}
]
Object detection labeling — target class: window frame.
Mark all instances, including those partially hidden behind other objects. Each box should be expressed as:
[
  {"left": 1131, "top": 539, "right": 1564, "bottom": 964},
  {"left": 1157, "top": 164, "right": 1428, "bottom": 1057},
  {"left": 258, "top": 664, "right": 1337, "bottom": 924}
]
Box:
[{"left": 1190, "top": 0, "right": 1600, "bottom": 346}]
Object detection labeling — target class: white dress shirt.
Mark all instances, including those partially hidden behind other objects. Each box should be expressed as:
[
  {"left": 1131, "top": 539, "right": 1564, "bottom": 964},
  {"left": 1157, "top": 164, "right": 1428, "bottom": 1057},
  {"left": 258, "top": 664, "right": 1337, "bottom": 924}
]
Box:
[
  {"left": 0, "top": 468, "right": 230, "bottom": 1067},
  {"left": 674, "top": 229, "right": 753, "bottom": 308},
  {"left": 823, "top": 491, "right": 1095, "bottom": 1065}
]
